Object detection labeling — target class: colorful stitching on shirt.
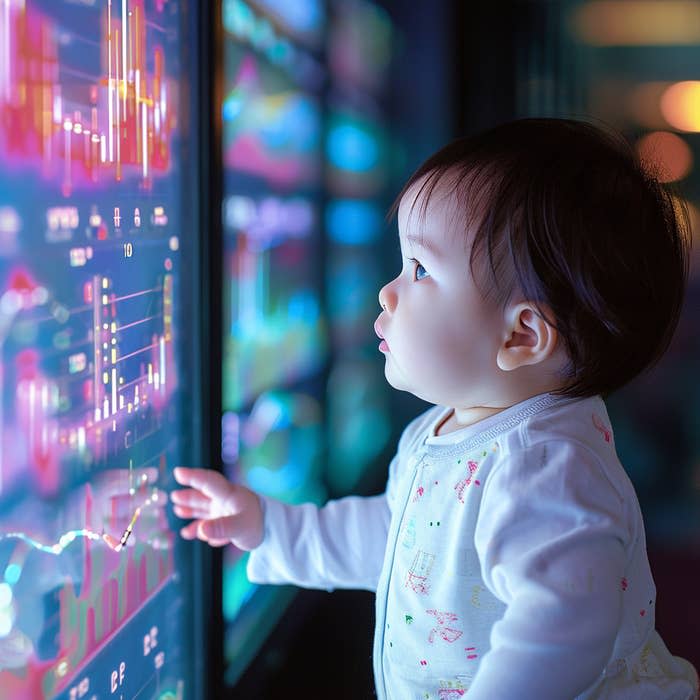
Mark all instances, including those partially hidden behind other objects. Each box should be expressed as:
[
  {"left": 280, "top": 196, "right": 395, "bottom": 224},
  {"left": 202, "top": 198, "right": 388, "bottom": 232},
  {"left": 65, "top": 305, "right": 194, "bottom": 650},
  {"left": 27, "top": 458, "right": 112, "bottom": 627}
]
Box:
[
  {"left": 470, "top": 584, "right": 501, "bottom": 612},
  {"left": 454, "top": 460, "right": 480, "bottom": 503},
  {"left": 592, "top": 412, "right": 612, "bottom": 443},
  {"left": 437, "top": 678, "right": 467, "bottom": 698},
  {"left": 402, "top": 517, "right": 416, "bottom": 549},
  {"left": 406, "top": 550, "right": 435, "bottom": 594},
  {"left": 426, "top": 609, "right": 463, "bottom": 644}
]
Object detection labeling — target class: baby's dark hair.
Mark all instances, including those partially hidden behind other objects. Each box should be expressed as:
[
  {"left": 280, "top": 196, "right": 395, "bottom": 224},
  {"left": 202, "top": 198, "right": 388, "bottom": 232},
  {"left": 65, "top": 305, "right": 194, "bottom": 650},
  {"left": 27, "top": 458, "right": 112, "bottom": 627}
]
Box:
[{"left": 391, "top": 118, "right": 691, "bottom": 399}]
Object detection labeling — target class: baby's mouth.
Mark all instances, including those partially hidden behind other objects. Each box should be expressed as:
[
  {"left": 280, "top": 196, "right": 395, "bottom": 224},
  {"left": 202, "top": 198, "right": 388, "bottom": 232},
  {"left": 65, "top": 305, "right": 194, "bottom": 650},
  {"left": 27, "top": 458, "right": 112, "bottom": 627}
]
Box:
[{"left": 374, "top": 319, "right": 390, "bottom": 352}]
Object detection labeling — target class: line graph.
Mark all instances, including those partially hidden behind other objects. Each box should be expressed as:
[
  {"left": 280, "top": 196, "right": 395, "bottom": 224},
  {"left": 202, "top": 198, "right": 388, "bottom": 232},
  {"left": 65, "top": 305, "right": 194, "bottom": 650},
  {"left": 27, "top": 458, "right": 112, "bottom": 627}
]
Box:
[
  {"left": 0, "top": 474, "right": 161, "bottom": 555},
  {"left": 0, "top": 464, "right": 175, "bottom": 697}
]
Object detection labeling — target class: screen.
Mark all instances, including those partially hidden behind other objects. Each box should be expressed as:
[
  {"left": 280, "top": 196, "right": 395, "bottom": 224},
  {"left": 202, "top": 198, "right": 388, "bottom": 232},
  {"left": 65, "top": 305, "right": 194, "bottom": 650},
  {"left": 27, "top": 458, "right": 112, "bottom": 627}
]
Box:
[
  {"left": 324, "top": 0, "right": 394, "bottom": 495},
  {"left": 0, "top": 1, "right": 202, "bottom": 698},
  {"left": 220, "top": 0, "right": 328, "bottom": 683}
]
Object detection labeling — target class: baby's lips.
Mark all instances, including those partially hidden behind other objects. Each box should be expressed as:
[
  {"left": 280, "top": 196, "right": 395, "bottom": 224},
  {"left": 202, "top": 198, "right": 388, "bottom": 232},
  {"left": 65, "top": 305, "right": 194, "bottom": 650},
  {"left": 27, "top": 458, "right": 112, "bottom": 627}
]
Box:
[{"left": 374, "top": 319, "right": 384, "bottom": 339}]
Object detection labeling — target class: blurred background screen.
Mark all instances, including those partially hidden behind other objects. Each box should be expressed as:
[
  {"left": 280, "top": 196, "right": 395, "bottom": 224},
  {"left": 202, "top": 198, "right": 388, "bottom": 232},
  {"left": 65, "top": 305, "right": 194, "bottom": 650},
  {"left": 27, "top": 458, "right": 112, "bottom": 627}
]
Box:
[
  {"left": 219, "top": 0, "right": 329, "bottom": 684},
  {"left": 219, "top": 0, "right": 399, "bottom": 688}
]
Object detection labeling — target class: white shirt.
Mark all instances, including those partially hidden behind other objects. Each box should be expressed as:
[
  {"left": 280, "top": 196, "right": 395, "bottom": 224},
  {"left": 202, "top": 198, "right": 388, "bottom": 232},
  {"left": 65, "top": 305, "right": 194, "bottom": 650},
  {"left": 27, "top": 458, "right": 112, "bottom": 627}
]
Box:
[{"left": 248, "top": 392, "right": 698, "bottom": 699}]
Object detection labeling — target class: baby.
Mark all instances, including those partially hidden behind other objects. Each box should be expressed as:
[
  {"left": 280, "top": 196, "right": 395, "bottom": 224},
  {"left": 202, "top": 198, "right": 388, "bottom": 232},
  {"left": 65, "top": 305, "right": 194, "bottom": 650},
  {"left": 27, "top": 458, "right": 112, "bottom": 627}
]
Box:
[{"left": 172, "top": 119, "right": 699, "bottom": 699}]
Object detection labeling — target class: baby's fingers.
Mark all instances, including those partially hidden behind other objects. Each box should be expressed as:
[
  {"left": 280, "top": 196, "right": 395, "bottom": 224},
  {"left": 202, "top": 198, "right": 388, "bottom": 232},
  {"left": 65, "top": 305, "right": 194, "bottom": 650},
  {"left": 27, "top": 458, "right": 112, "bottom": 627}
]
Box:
[
  {"left": 178, "top": 517, "right": 234, "bottom": 546},
  {"left": 173, "top": 504, "right": 211, "bottom": 520},
  {"left": 173, "top": 467, "right": 234, "bottom": 503},
  {"left": 179, "top": 519, "right": 202, "bottom": 540},
  {"left": 170, "top": 488, "right": 211, "bottom": 510},
  {"left": 199, "top": 513, "right": 262, "bottom": 551}
]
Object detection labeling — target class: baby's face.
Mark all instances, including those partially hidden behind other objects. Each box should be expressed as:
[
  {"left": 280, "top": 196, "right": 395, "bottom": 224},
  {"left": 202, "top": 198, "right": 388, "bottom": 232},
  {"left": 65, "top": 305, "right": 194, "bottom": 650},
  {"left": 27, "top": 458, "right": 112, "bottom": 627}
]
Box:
[{"left": 376, "top": 178, "right": 506, "bottom": 409}]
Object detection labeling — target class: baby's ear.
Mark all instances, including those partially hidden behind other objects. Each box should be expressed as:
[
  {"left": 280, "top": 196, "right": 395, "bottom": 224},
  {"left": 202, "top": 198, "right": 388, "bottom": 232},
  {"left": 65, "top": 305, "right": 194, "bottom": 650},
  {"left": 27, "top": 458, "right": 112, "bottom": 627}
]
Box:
[{"left": 496, "top": 302, "right": 559, "bottom": 371}]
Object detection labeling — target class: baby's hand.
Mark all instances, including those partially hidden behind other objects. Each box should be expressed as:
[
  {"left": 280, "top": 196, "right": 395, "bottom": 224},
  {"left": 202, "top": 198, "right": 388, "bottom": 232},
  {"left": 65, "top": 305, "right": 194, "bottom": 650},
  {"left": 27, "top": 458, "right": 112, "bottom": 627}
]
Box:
[{"left": 170, "top": 467, "right": 264, "bottom": 550}]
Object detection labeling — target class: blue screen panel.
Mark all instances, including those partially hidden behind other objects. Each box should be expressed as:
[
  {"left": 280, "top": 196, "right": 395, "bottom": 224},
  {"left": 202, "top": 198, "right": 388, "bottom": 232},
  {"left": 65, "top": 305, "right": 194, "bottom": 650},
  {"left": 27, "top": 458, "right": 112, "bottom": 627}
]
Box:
[{"left": 0, "top": 1, "right": 202, "bottom": 698}]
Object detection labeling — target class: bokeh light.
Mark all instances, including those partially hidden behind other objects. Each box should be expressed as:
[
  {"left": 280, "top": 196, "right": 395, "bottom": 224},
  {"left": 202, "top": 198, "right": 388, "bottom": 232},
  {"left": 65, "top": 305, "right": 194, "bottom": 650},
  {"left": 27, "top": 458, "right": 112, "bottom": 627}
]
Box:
[
  {"left": 636, "top": 131, "right": 693, "bottom": 182},
  {"left": 0, "top": 584, "right": 12, "bottom": 608},
  {"left": 660, "top": 81, "right": 700, "bottom": 132},
  {"left": 571, "top": 1, "right": 700, "bottom": 46}
]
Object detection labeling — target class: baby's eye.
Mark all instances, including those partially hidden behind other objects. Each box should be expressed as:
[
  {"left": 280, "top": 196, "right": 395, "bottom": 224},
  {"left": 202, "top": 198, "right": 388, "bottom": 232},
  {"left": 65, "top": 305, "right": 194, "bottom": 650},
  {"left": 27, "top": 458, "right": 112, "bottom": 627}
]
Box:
[{"left": 410, "top": 258, "right": 429, "bottom": 281}]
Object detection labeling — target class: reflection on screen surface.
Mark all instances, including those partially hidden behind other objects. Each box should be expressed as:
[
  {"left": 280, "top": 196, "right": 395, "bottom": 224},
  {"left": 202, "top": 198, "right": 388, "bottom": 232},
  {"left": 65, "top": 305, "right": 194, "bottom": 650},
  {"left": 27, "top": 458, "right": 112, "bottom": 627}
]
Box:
[{"left": 0, "top": 1, "right": 197, "bottom": 698}]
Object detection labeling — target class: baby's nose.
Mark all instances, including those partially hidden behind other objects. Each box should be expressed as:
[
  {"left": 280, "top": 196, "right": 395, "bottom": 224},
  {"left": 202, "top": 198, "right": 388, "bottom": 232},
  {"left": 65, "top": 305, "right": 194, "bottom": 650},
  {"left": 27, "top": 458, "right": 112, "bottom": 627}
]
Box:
[{"left": 378, "top": 281, "right": 397, "bottom": 313}]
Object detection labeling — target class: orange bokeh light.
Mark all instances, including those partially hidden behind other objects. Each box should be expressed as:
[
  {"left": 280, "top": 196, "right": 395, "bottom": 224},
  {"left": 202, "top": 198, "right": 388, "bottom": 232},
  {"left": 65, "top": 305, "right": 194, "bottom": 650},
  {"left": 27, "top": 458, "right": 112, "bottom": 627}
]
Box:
[
  {"left": 660, "top": 81, "right": 700, "bottom": 132},
  {"left": 636, "top": 131, "right": 693, "bottom": 182},
  {"left": 571, "top": 1, "right": 700, "bottom": 46}
]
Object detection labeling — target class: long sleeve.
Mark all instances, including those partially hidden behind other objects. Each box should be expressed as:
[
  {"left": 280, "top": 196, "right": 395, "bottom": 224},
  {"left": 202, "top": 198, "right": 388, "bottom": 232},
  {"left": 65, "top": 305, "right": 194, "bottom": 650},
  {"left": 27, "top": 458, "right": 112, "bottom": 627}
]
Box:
[
  {"left": 246, "top": 492, "right": 391, "bottom": 592},
  {"left": 245, "top": 409, "right": 433, "bottom": 594},
  {"left": 469, "top": 439, "right": 630, "bottom": 699}
]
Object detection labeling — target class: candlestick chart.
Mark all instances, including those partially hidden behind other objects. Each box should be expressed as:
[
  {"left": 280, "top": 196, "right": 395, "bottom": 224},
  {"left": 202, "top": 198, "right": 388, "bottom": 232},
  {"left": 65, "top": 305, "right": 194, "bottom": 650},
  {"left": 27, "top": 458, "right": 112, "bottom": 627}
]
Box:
[{"left": 0, "top": 1, "right": 196, "bottom": 698}]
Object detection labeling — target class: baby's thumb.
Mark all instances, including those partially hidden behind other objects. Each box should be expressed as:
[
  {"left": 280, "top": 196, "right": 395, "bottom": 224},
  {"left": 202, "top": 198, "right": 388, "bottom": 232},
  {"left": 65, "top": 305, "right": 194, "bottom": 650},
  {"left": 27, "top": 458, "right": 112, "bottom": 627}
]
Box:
[
  {"left": 199, "top": 516, "right": 238, "bottom": 542},
  {"left": 199, "top": 511, "right": 263, "bottom": 551}
]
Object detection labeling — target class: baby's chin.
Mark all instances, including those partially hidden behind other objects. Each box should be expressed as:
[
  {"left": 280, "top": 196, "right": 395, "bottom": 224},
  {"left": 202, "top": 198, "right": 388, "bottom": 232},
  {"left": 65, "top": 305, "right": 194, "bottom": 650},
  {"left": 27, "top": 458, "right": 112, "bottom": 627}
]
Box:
[
  {"left": 382, "top": 359, "right": 407, "bottom": 393},
  {"left": 382, "top": 362, "right": 440, "bottom": 404}
]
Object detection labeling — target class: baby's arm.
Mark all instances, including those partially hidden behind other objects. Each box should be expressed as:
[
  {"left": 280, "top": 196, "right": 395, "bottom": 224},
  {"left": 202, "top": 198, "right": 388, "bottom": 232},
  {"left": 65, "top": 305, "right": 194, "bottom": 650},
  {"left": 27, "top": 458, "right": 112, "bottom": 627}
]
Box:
[
  {"left": 244, "top": 418, "right": 420, "bottom": 590},
  {"left": 246, "top": 493, "right": 390, "bottom": 591},
  {"left": 171, "top": 466, "right": 392, "bottom": 592},
  {"left": 469, "top": 440, "right": 628, "bottom": 699}
]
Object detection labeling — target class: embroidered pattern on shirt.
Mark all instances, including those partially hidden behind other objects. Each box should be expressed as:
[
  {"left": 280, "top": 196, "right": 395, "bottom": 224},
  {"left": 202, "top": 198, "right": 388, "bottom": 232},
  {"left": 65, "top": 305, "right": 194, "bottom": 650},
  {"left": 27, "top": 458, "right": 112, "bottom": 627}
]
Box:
[
  {"left": 592, "top": 412, "right": 612, "bottom": 443},
  {"left": 454, "top": 460, "right": 480, "bottom": 503},
  {"left": 437, "top": 678, "right": 467, "bottom": 698},
  {"left": 402, "top": 517, "right": 416, "bottom": 549},
  {"left": 406, "top": 550, "right": 435, "bottom": 595},
  {"left": 470, "top": 584, "right": 502, "bottom": 612},
  {"left": 426, "top": 609, "right": 463, "bottom": 644}
]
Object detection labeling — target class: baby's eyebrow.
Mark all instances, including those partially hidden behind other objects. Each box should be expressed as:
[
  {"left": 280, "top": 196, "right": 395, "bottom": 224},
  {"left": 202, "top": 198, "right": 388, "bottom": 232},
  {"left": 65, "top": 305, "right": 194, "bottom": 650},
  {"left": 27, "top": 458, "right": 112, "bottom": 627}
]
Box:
[{"left": 402, "top": 234, "right": 440, "bottom": 257}]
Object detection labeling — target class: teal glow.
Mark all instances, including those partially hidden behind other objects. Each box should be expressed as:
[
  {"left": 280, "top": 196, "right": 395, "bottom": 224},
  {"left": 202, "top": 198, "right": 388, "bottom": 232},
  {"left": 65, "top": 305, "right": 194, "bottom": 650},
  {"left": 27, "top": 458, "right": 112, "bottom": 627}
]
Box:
[
  {"left": 254, "top": 0, "right": 325, "bottom": 36},
  {"left": 223, "top": 92, "right": 244, "bottom": 121},
  {"left": 223, "top": 554, "right": 256, "bottom": 621},
  {"left": 287, "top": 289, "right": 320, "bottom": 322},
  {"left": 327, "top": 123, "right": 379, "bottom": 172},
  {"left": 326, "top": 199, "right": 383, "bottom": 245},
  {"left": 3, "top": 564, "right": 20, "bottom": 585}
]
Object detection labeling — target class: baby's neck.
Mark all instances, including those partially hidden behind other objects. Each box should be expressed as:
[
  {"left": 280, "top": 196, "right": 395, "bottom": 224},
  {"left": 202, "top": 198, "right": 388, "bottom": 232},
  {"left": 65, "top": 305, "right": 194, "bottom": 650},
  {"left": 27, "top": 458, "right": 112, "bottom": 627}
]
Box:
[
  {"left": 436, "top": 404, "right": 505, "bottom": 436},
  {"left": 436, "top": 368, "right": 570, "bottom": 436}
]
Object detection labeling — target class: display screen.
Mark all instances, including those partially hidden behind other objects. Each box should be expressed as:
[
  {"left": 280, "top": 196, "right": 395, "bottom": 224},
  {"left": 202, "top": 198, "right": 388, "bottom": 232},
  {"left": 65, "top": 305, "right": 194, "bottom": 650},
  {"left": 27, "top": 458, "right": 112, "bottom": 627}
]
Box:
[
  {"left": 220, "top": 0, "right": 328, "bottom": 684},
  {"left": 0, "top": 1, "right": 201, "bottom": 698},
  {"left": 323, "top": 0, "right": 394, "bottom": 495},
  {"left": 221, "top": 42, "right": 326, "bottom": 412}
]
